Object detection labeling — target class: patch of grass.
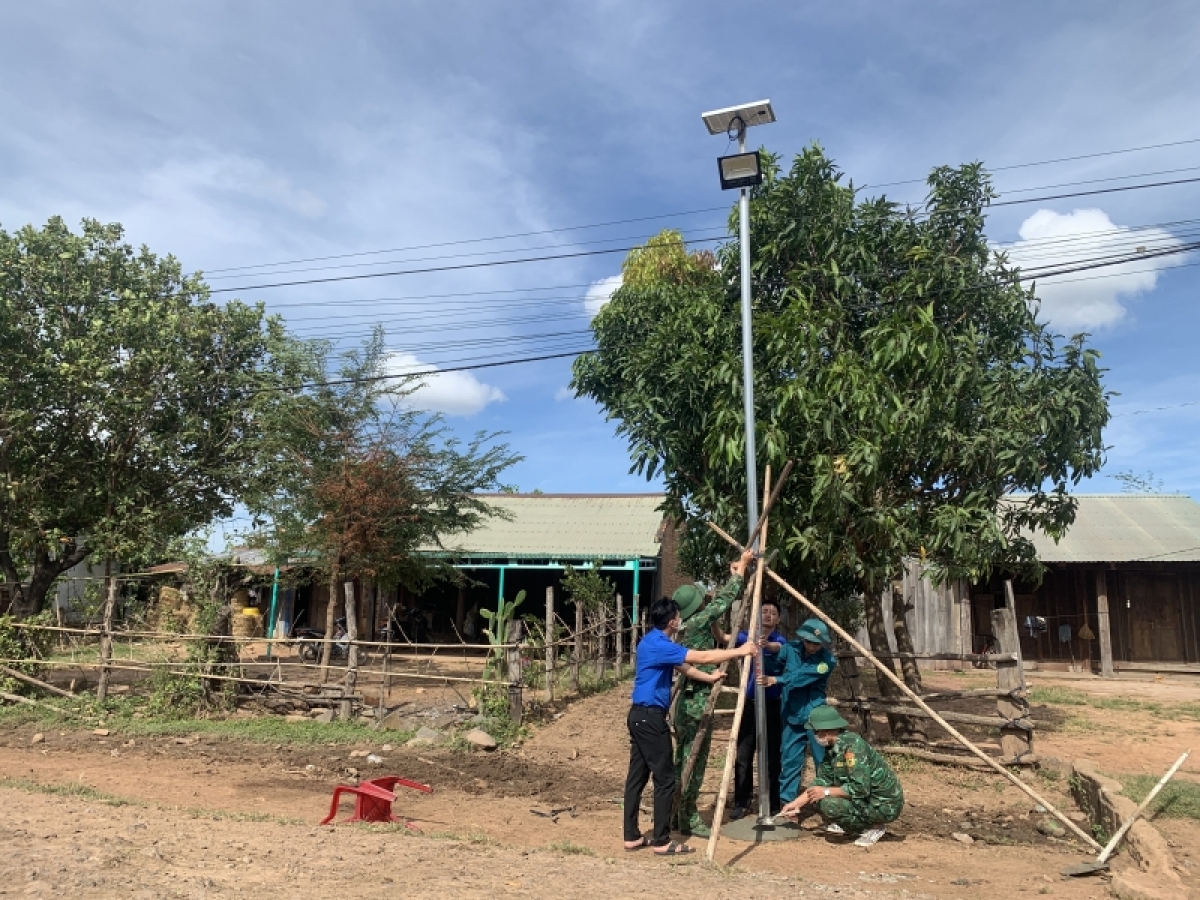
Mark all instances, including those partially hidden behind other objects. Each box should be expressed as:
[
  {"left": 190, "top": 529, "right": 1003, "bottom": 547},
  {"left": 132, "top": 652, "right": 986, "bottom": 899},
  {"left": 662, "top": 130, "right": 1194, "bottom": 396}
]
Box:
[
  {"left": 0, "top": 776, "right": 136, "bottom": 806},
  {"left": 1030, "top": 687, "right": 1200, "bottom": 722},
  {"left": 1062, "top": 715, "right": 1102, "bottom": 734},
  {"left": 1029, "top": 686, "right": 1089, "bottom": 706},
  {"left": 1118, "top": 774, "right": 1200, "bottom": 820},
  {"left": 546, "top": 840, "right": 595, "bottom": 856}
]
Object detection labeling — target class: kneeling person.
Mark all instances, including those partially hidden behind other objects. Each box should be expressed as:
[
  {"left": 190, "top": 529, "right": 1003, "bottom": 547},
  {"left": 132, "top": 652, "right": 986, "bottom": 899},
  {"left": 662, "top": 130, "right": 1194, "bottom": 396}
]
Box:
[{"left": 778, "top": 706, "right": 903, "bottom": 847}]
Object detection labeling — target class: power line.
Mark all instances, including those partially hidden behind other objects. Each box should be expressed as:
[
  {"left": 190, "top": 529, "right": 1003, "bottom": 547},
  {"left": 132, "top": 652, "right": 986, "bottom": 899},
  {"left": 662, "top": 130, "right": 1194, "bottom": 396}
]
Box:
[
  {"left": 202, "top": 206, "right": 729, "bottom": 274},
  {"left": 209, "top": 178, "right": 1200, "bottom": 297},
  {"left": 198, "top": 138, "right": 1200, "bottom": 285},
  {"left": 865, "top": 136, "right": 1200, "bottom": 189},
  {"left": 204, "top": 224, "right": 728, "bottom": 282},
  {"left": 208, "top": 235, "right": 726, "bottom": 295}
]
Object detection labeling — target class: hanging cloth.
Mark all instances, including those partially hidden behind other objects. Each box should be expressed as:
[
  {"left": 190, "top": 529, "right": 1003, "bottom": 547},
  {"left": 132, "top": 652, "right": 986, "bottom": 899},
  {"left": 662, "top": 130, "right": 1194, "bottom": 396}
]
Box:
[{"left": 1058, "top": 623, "right": 1073, "bottom": 643}]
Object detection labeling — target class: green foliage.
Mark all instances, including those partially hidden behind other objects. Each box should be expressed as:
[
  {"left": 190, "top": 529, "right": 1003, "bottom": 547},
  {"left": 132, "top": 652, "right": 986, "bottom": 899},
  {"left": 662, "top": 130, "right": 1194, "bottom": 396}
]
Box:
[
  {"left": 573, "top": 145, "right": 1109, "bottom": 611},
  {"left": 0, "top": 216, "right": 309, "bottom": 616},
  {"left": 145, "top": 669, "right": 206, "bottom": 720},
  {"left": 245, "top": 328, "right": 518, "bottom": 593},
  {"left": 560, "top": 564, "right": 616, "bottom": 611},
  {"left": 0, "top": 612, "right": 54, "bottom": 693}
]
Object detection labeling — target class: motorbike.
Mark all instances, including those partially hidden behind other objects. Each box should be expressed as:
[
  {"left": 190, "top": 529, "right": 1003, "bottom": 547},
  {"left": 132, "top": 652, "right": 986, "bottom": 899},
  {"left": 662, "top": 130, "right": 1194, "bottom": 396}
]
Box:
[{"left": 293, "top": 618, "right": 350, "bottom": 663}]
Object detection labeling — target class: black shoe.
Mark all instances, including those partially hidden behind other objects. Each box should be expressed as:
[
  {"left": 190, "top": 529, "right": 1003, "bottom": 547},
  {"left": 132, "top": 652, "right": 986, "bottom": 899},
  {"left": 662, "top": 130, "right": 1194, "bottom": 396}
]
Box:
[{"left": 728, "top": 806, "right": 747, "bottom": 821}]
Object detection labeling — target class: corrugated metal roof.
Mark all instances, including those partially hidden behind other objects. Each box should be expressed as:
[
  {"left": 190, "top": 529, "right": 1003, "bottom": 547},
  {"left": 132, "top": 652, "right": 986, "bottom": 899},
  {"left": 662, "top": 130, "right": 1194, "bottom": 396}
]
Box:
[
  {"left": 1019, "top": 494, "right": 1200, "bottom": 563},
  {"left": 425, "top": 493, "right": 667, "bottom": 559}
]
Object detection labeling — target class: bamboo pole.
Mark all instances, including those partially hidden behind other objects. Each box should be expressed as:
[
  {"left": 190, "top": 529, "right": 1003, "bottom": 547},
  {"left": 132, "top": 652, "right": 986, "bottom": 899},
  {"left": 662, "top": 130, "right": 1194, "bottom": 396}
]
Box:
[
  {"left": 705, "top": 519, "right": 1101, "bottom": 851},
  {"left": 1096, "top": 749, "right": 1190, "bottom": 864},
  {"left": 700, "top": 468, "right": 768, "bottom": 864},
  {"left": 676, "top": 462, "right": 793, "bottom": 831},
  {"left": 767, "top": 567, "right": 1099, "bottom": 850},
  {"left": 0, "top": 665, "right": 75, "bottom": 698}
]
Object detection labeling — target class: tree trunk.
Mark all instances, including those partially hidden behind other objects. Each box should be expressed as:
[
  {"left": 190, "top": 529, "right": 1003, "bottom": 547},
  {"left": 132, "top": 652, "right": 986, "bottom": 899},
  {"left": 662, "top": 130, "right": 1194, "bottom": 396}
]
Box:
[
  {"left": 319, "top": 569, "right": 339, "bottom": 682},
  {"left": 5, "top": 542, "right": 91, "bottom": 619},
  {"left": 889, "top": 581, "right": 927, "bottom": 743},
  {"left": 203, "top": 603, "right": 235, "bottom": 702},
  {"left": 863, "top": 580, "right": 923, "bottom": 744},
  {"left": 341, "top": 580, "right": 358, "bottom": 721}
]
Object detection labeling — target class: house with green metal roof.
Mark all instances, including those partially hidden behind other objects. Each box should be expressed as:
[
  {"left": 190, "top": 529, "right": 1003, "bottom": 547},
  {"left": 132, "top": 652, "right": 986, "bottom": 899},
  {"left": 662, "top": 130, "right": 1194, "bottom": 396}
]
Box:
[
  {"left": 970, "top": 494, "right": 1200, "bottom": 673},
  {"left": 412, "top": 493, "right": 686, "bottom": 642}
]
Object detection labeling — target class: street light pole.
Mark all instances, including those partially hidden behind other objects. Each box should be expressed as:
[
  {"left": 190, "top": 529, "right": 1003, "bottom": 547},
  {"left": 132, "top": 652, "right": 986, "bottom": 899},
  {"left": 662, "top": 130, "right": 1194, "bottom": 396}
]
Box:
[{"left": 702, "top": 99, "right": 776, "bottom": 827}]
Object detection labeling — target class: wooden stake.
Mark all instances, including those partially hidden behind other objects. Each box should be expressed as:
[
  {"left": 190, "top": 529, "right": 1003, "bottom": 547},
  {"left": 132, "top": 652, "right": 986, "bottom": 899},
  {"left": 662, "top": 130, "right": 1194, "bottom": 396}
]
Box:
[
  {"left": 96, "top": 563, "right": 116, "bottom": 703},
  {"left": 992, "top": 608, "right": 1032, "bottom": 760},
  {"left": 572, "top": 599, "right": 582, "bottom": 693},
  {"left": 1095, "top": 570, "right": 1115, "bottom": 678},
  {"left": 341, "top": 581, "right": 358, "bottom": 721},
  {"left": 616, "top": 592, "right": 624, "bottom": 676},
  {"left": 545, "top": 585, "right": 555, "bottom": 702}
]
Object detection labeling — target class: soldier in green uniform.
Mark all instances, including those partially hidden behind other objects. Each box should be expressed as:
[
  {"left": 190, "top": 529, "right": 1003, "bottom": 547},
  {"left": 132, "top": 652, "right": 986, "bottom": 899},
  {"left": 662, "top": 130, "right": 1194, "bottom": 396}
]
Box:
[
  {"left": 670, "top": 548, "right": 754, "bottom": 837},
  {"left": 778, "top": 705, "right": 903, "bottom": 847}
]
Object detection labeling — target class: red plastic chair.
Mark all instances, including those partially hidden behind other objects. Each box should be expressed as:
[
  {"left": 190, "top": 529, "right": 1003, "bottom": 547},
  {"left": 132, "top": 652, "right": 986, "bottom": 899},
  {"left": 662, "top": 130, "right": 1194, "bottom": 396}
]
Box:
[{"left": 320, "top": 775, "right": 433, "bottom": 828}]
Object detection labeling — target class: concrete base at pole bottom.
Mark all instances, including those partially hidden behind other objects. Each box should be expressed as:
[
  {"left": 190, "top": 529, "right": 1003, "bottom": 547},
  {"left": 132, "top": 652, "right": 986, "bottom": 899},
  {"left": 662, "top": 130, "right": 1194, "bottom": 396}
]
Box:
[{"left": 720, "top": 816, "right": 805, "bottom": 843}]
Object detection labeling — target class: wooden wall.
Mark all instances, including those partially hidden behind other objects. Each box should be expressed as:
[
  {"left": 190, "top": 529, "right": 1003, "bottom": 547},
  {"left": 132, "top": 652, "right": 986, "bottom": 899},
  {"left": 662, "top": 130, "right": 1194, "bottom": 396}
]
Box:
[{"left": 974, "top": 565, "right": 1200, "bottom": 666}]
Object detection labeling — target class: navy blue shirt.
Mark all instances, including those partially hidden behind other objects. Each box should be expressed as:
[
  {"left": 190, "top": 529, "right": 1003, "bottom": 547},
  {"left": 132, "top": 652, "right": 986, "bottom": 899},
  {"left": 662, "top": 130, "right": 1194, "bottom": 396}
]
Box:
[
  {"left": 736, "top": 629, "right": 786, "bottom": 700},
  {"left": 631, "top": 628, "right": 689, "bottom": 708}
]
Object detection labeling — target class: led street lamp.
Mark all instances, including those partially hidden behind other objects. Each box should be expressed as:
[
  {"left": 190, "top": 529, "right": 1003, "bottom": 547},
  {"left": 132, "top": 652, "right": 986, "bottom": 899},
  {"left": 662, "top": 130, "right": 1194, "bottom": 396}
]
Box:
[{"left": 717, "top": 151, "right": 763, "bottom": 190}]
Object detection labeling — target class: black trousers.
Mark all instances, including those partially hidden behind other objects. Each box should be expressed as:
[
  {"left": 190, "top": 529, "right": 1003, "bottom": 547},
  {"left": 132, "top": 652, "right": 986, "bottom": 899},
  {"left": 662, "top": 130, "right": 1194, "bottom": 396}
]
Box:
[
  {"left": 734, "top": 696, "right": 782, "bottom": 811},
  {"left": 624, "top": 704, "right": 676, "bottom": 845}
]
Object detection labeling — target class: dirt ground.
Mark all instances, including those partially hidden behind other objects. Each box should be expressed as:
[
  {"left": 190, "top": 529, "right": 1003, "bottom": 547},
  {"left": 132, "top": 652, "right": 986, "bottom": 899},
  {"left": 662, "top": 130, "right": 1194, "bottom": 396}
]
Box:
[{"left": 1, "top": 664, "right": 1197, "bottom": 898}]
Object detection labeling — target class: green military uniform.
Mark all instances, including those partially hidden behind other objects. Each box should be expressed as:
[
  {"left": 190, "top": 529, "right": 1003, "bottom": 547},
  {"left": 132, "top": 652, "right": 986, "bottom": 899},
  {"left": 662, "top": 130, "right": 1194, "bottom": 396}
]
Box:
[
  {"left": 671, "top": 574, "right": 743, "bottom": 835},
  {"left": 811, "top": 728, "right": 904, "bottom": 833}
]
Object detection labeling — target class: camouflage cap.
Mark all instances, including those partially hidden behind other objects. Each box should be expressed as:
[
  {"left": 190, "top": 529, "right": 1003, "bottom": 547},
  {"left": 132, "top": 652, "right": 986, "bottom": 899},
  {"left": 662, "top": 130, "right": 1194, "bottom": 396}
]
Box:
[
  {"left": 671, "top": 584, "right": 706, "bottom": 621},
  {"left": 807, "top": 704, "right": 849, "bottom": 731}
]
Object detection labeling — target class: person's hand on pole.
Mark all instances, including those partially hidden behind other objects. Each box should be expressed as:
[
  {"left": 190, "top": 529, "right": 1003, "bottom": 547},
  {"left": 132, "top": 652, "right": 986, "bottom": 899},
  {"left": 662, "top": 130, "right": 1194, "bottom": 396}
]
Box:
[{"left": 730, "top": 548, "right": 755, "bottom": 578}]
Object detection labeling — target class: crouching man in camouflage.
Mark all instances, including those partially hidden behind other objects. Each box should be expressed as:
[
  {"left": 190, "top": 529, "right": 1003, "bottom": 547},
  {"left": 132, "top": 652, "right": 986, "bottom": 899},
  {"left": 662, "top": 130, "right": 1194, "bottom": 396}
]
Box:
[{"left": 778, "top": 705, "right": 903, "bottom": 847}]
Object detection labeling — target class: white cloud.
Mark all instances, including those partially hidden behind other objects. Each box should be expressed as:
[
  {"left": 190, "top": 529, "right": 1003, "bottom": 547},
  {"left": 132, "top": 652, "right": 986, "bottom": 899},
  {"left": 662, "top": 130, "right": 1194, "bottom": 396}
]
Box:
[
  {"left": 1001, "top": 208, "right": 1186, "bottom": 331},
  {"left": 386, "top": 352, "right": 506, "bottom": 416},
  {"left": 554, "top": 385, "right": 574, "bottom": 402},
  {"left": 583, "top": 274, "right": 622, "bottom": 318}
]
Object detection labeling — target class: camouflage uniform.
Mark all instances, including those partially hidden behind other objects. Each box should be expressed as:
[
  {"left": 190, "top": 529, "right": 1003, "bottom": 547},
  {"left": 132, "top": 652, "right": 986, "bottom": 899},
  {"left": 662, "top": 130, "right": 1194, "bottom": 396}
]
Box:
[
  {"left": 672, "top": 574, "right": 743, "bottom": 833},
  {"left": 812, "top": 731, "right": 904, "bottom": 833}
]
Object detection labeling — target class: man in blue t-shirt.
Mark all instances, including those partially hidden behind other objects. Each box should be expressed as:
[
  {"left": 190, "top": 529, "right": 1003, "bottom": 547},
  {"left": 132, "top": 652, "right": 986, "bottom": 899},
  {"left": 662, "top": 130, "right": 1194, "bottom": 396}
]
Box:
[
  {"left": 714, "top": 597, "right": 786, "bottom": 818},
  {"left": 623, "top": 593, "right": 757, "bottom": 856}
]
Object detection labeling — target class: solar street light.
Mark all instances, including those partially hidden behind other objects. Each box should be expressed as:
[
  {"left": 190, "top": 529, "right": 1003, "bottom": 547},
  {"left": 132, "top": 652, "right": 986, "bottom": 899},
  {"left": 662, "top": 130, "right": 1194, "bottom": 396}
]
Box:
[{"left": 702, "top": 98, "right": 776, "bottom": 832}]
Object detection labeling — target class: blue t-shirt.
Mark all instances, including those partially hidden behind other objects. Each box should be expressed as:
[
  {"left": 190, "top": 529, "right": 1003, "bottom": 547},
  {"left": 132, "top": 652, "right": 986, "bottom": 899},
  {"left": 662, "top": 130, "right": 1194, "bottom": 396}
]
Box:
[
  {"left": 631, "top": 628, "right": 689, "bottom": 708},
  {"left": 736, "top": 629, "right": 786, "bottom": 700}
]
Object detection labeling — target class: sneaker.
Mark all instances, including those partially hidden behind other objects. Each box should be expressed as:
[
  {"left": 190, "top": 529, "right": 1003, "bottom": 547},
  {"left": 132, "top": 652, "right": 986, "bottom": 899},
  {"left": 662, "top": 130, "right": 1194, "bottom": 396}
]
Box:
[
  {"left": 824, "top": 822, "right": 845, "bottom": 835},
  {"left": 728, "top": 806, "right": 747, "bottom": 821},
  {"left": 854, "top": 826, "right": 886, "bottom": 847}
]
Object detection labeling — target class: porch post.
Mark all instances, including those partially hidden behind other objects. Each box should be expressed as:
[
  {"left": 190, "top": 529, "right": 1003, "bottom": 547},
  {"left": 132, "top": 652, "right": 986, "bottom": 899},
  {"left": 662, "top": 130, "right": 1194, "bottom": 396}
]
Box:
[{"left": 1095, "top": 570, "right": 1115, "bottom": 677}]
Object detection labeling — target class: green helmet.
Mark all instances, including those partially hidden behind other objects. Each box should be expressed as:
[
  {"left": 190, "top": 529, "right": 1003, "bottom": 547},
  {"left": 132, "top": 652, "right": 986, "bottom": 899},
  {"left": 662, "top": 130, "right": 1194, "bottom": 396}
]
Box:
[
  {"left": 671, "top": 584, "right": 705, "bottom": 621},
  {"left": 807, "top": 704, "right": 849, "bottom": 731}
]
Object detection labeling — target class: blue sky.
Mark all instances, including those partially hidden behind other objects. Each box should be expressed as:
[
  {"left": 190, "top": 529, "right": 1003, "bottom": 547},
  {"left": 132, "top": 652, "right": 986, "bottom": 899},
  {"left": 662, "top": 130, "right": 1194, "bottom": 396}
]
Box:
[{"left": 2, "top": 2, "right": 1199, "bottom": 543}]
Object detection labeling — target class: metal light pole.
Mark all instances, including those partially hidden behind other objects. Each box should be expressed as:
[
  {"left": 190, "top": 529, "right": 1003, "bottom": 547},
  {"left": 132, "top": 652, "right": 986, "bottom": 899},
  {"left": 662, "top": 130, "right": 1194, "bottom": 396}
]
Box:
[{"left": 702, "top": 99, "right": 776, "bottom": 826}]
